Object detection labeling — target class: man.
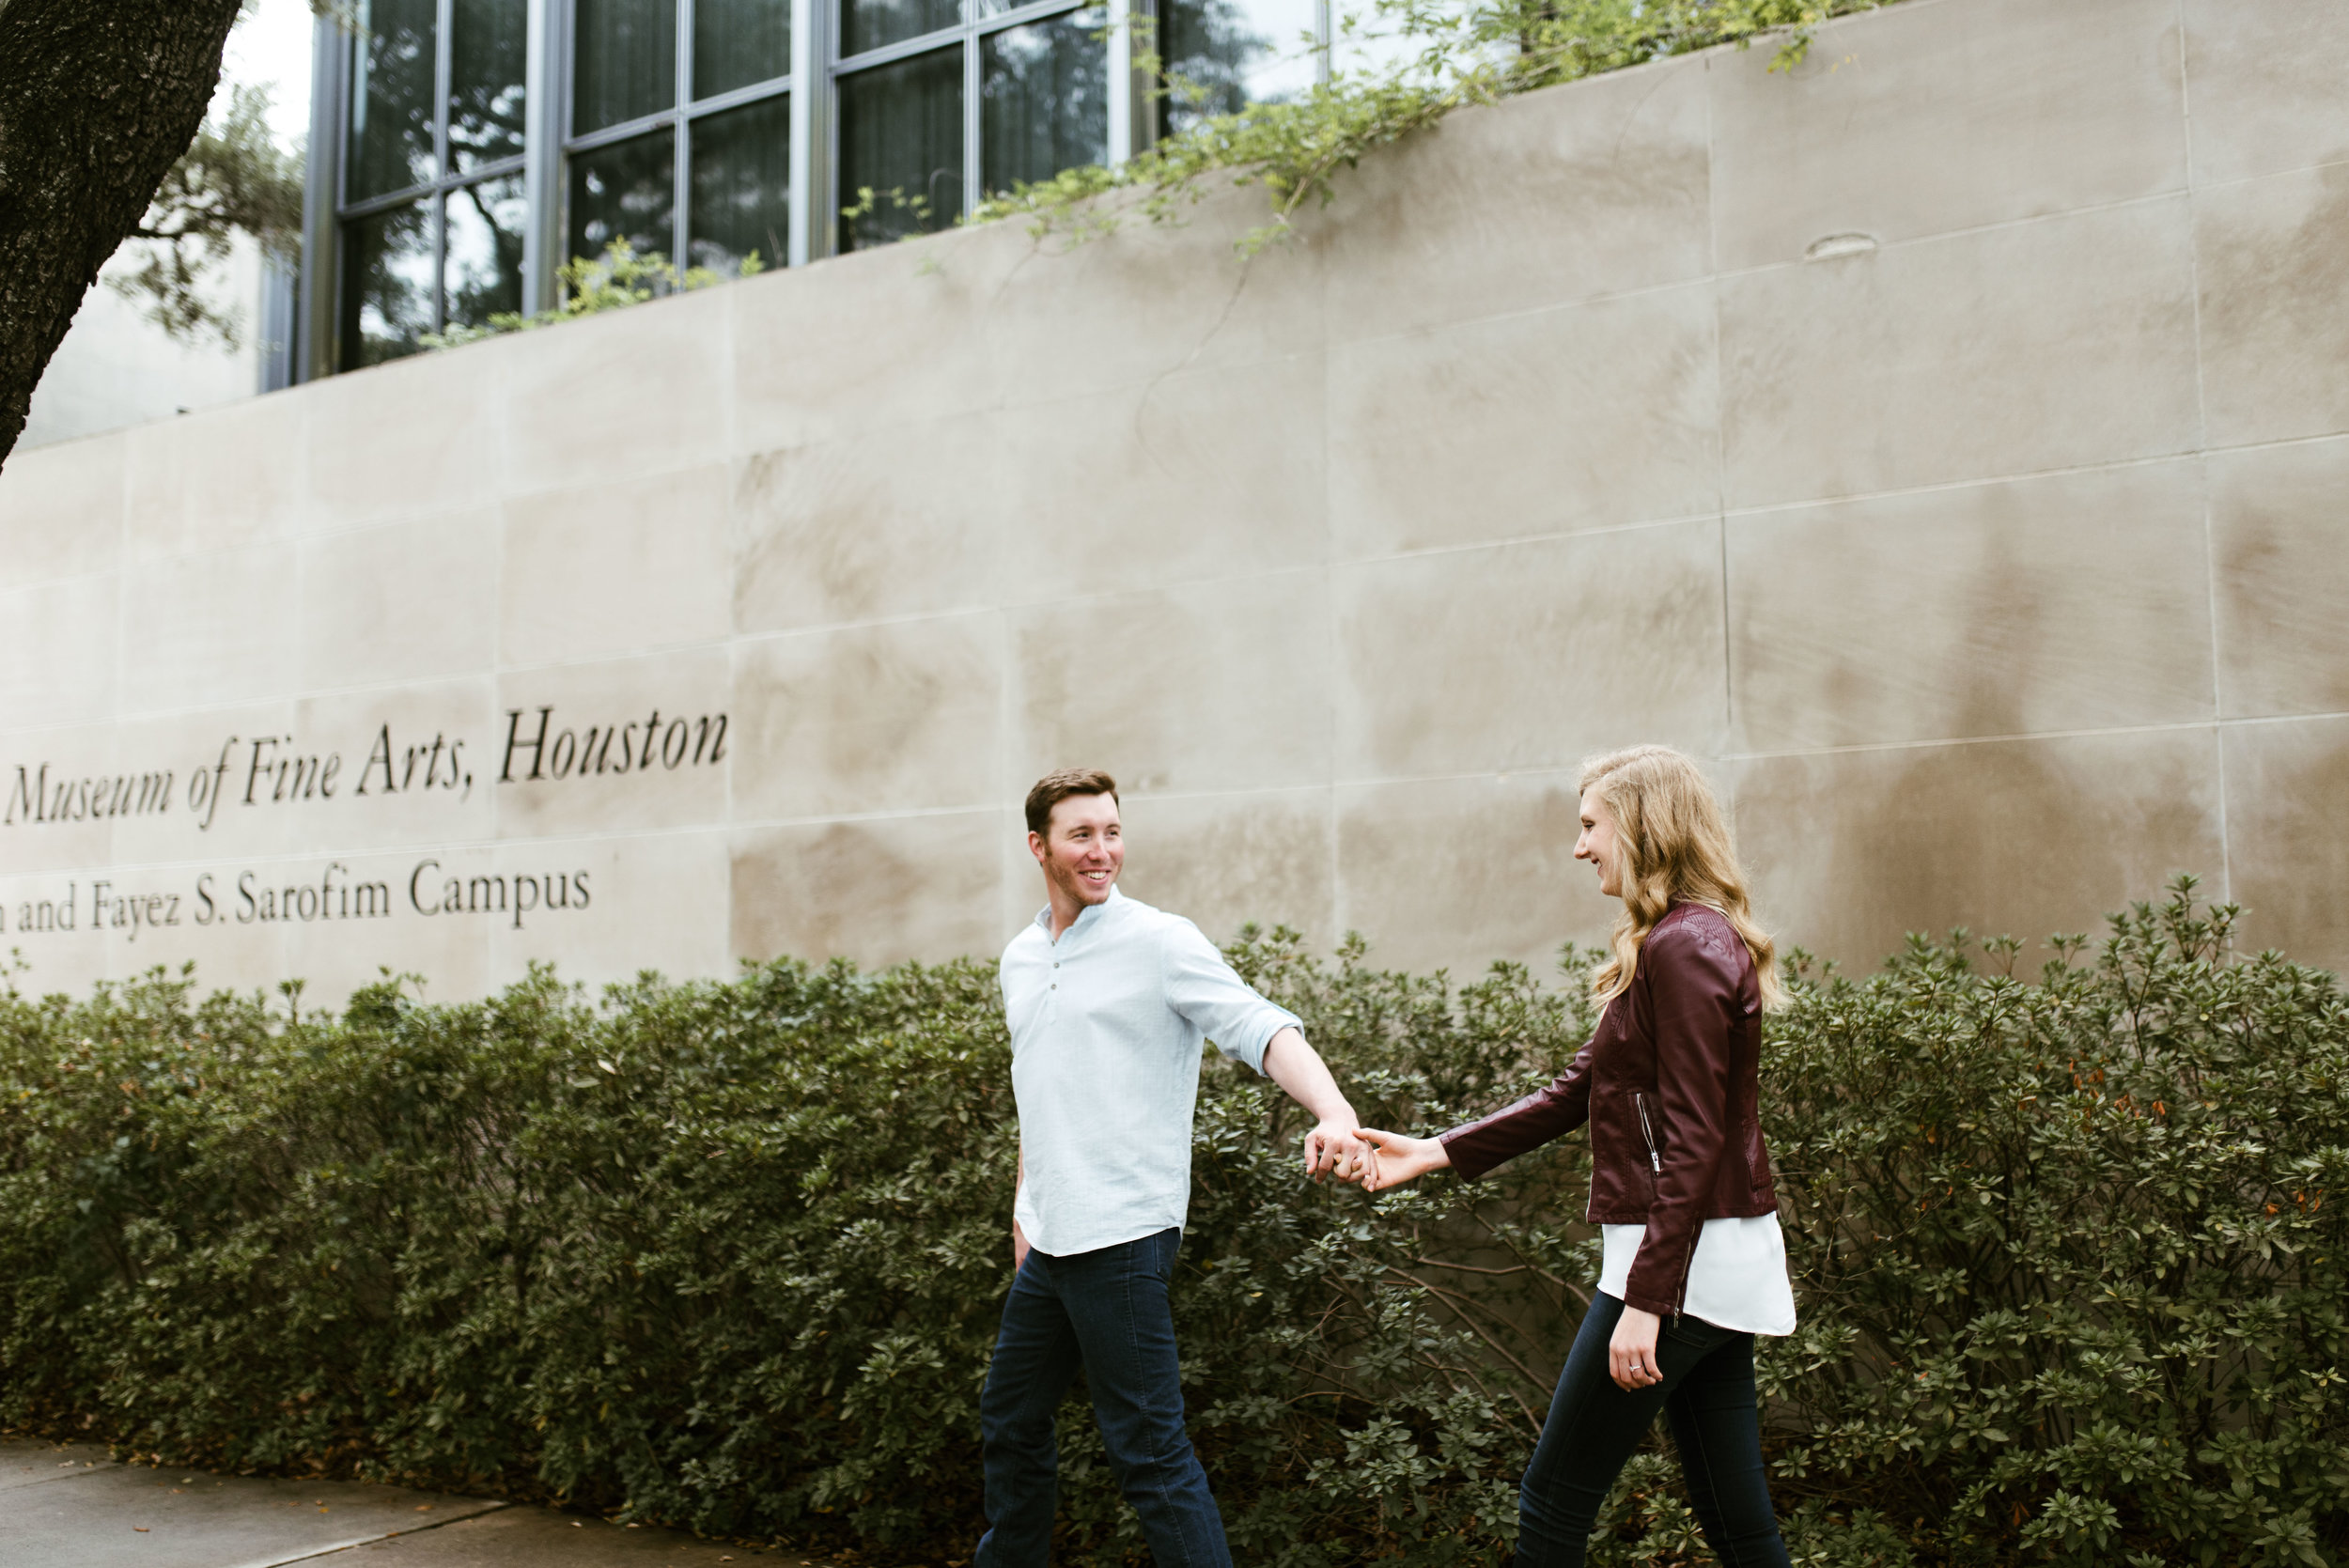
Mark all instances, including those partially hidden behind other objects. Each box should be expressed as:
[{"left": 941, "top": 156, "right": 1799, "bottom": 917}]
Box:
[{"left": 976, "top": 768, "right": 1374, "bottom": 1566}]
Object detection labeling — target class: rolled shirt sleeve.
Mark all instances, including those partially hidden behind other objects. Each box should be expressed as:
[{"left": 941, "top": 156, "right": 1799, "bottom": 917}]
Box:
[
  {"left": 1004, "top": 889, "right": 1303, "bottom": 1256},
  {"left": 1160, "top": 917, "right": 1299, "bottom": 1073}
]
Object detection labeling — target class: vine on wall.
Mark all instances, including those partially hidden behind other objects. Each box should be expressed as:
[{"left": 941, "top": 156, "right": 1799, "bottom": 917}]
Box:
[{"left": 978, "top": 0, "right": 1899, "bottom": 254}]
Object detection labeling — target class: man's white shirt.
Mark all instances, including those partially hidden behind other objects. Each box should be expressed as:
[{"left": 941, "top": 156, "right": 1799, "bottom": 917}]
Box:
[{"left": 1003, "top": 888, "right": 1300, "bottom": 1257}]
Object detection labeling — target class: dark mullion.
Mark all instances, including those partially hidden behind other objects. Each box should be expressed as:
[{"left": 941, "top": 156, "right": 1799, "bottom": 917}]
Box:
[
  {"left": 961, "top": 28, "right": 978, "bottom": 220},
  {"left": 432, "top": 0, "right": 455, "bottom": 332},
  {"left": 684, "top": 73, "right": 794, "bottom": 120},
  {"left": 335, "top": 155, "right": 528, "bottom": 223},
  {"left": 563, "top": 105, "right": 685, "bottom": 154},
  {"left": 970, "top": 0, "right": 1087, "bottom": 39},
  {"left": 834, "top": 26, "right": 973, "bottom": 74},
  {"left": 677, "top": 0, "right": 695, "bottom": 262}
]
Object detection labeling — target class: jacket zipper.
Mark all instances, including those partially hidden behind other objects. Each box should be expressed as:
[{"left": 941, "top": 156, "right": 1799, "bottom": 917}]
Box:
[{"left": 1634, "top": 1093, "right": 1684, "bottom": 1325}]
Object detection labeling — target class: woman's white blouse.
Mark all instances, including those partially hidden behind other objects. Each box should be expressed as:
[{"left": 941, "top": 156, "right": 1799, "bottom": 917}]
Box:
[{"left": 1598, "top": 1214, "right": 1798, "bottom": 1336}]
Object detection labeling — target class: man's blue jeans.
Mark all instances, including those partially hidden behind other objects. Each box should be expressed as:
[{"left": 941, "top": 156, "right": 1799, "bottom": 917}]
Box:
[
  {"left": 1515, "top": 1293, "right": 1792, "bottom": 1567},
  {"left": 975, "top": 1227, "right": 1230, "bottom": 1567}
]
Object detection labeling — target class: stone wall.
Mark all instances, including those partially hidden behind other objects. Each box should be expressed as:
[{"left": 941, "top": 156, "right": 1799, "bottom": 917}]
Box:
[{"left": 4, "top": 0, "right": 2345, "bottom": 1003}]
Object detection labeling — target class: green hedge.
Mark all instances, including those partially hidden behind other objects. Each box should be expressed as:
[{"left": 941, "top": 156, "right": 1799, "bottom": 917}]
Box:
[{"left": 2, "top": 878, "right": 2343, "bottom": 1566}]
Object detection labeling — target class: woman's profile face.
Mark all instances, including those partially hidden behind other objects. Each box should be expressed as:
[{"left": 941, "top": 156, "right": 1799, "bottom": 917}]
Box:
[{"left": 1575, "top": 787, "right": 1624, "bottom": 899}]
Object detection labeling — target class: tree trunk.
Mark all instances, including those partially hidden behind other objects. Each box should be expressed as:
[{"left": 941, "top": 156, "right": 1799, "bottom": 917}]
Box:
[{"left": 0, "top": 0, "right": 247, "bottom": 467}]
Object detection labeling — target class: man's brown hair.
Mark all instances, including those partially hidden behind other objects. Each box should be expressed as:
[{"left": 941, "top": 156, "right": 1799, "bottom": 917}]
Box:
[{"left": 1025, "top": 768, "right": 1119, "bottom": 836}]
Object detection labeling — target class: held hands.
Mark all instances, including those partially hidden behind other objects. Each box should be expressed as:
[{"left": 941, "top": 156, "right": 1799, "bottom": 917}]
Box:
[
  {"left": 1348, "top": 1128, "right": 1452, "bottom": 1192},
  {"left": 1303, "top": 1120, "right": 1378, "bottom": 1187},
  {"left": 1608, "top": 1306, "right": 1663, "bottom": 1391}
]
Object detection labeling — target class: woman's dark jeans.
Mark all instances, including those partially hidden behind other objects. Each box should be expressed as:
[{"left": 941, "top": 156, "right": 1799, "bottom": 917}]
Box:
[
  {"left": 975, "top": 1227, "right": 1230, "bottom": 1568},
  {"left": 1515, "top": 1293, "right": 1791, "bottom": 1567}
]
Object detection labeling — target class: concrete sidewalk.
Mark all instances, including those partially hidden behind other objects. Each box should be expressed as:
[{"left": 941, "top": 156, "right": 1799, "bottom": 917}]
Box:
[{"left": 0, "top": 1438, "right": 797, "bottom": 1567}]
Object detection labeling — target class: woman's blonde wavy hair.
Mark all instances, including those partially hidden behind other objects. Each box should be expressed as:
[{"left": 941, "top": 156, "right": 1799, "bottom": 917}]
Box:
[{"left": 1580, "top": 745, "right": 1786, "bottom": 1013}]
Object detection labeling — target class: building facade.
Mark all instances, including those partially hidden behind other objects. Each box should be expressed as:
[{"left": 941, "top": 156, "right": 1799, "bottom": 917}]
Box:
[
  {"left": 303, "top": 0, "right": 1335, "bottom": 373},
  {"left": 6, "top": 0, "right": 2347, "bottom": 1006}
]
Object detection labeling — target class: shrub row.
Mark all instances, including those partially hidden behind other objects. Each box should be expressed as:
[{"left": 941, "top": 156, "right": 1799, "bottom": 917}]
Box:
[{"left": 1, "top": 879, "right": 2343, "bottom": 1565}]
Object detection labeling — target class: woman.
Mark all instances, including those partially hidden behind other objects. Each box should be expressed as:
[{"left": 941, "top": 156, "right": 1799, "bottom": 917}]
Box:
[{"left": 1356, "top": 745, "right": 1797, "bottom": 1567}]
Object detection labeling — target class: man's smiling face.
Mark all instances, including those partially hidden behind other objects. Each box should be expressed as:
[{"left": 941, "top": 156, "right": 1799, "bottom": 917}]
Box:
[{"left": 1031, "top": 791, "right": 1124, "bottom": 912}]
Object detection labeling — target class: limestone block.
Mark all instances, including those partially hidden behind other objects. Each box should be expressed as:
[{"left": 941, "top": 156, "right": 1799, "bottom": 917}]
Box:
[
  {"left": 732, "top": 226, "right": 1016, "bottom": 456},
  {"left": 92, "top": 701, "right": 305, "bottom": 867},
  {"left": 1335, "top": 769, "right": 1617, "bottom": 977},
  {"left": 1710, "top": 0, "right": 2186, "bottom": 272},
  {"left": 124, "top": 391, "right": 304, "bottom": 560},
  {"left": 0, "top": 433, "right": 126, "bottom": 591},
  {"left": 1719, "top": 197, "right": 2200, "bottom": 509},
  {"left": 731, "top": 808, "right": 1008, "bottom": 969},
  {"left": 299, "top": 510, "right": 499, "bottom": 691},
  {"left": 0, "top": 868, "right": 117, "bottom": 996},
  {"left": 502, "top": 463, "right": 731, "bottom": 666},
  {"left": 2222, "top": 715, "right": 2349, "bottom": 973},
  {"left": 493, "top": 649, "right": 732, "bottom": 838},
  {"left": 2209, "top": 436, "right": 2349, "bottom": 721},
  {"left": 273, "top": 691, "right": 495, "bottom": 854},
  {"left": 993, "top": 354, "right": 1328, "bottom": 601},
  {"left": 492, "top": 828, "right": 732, "bottom": 988},
  {"left": 731, "top": 613, "right": 1002, "bottom": 820},
  {"left": 2194, "top": 162, "right": 2349, "bottom": 448},
  {"left": 1335, "top": 520, "right": 1726, "bottom": 780},
  {"left": 0, "top": 719, "right": 125, "bottom": 875},
  {"left": 1727, "top": 461, "right": 2215, "bottom": 752},
  {"left": 0, "top": 573, "right": 118, "bottom": 732},
  {"left": 240, "top": 846, "right": 492, "bottom": 1004},
  {"left": 1007, "top": 569, "right": 1332, "bottom": 800},
  {"left": 2181, "top": 0, "right": 2349, "bottom": 185},
  {"left": 1327, "top": 283, "right": 1721, "bottom": 559},
  {"left": 501, "top": 286, "right": 728, "bottom": 496},
  {"left": 976, "top": 194, "right": 1327, "bottom": 411},
  {"left": 1730, "top": 728, "right": 2224, "bottom": 970},
  {"left": 119, "top": 543, "right": 302, "bottom": 716},
  {"left": 1113, "top": 786, "right": 1336, "bottom": 951},
  {"left": 304, "top": 349, "right": 505, "bottom": 531},
  {"left": 734, "top": 414, "right": 1009, "bottom": 633},
  {"left": 1319, "top": 58, "right": 1709, "bottom": 342}
]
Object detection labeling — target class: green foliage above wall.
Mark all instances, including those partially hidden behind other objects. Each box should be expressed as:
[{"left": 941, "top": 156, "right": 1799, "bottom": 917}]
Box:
[
  {"left": 980, "top": 0, "right": 1906, "bottom": 253},
  {"left": 2, "top": 877, "right": 2343, "bottom": 1566}
]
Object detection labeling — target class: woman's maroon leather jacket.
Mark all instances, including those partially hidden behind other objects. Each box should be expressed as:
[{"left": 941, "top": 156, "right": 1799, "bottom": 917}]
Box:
[{"left": 1438, "top": 902, "right": 1777, "bottom": 1319}]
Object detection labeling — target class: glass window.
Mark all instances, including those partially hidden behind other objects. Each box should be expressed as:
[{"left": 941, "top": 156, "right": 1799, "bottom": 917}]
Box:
[
  {"left": 693, "top": 0, "right": 792, "bottom": 99},
  {"left": 1330, "top": 0, "right": 1432, "bottom": 81},
  {"left": 569, "top": 132, "right": 677, "bottom": 262},
  {"left": 340, "top": 201, "right": 435, "bottom": 366},
  {"left": 837, "top": 48, "right": 963, "bottom": 250},
  {"left": 347, "top": 0, "right": 438, "bottom": 199},
  {"left": 842, "top": 0, "right": 960, "bottom": 59},
  {"left": 980, "top": 10, "right": 1108, "bottom": 197},
  {"left": 444, "top": 176, "right": 529, "bottom": 325},
  {"left": 575, "top": 0, "right": 678, "bottom": 132},
  {"left": 1159, "top": 0, "right": 1319, "bottom": 137},
  {"left": 449, "top": 0, "right": 528, "bottom": 170},
  {"left": 688, "top": 96, "right": 790, "bottom": 273}
]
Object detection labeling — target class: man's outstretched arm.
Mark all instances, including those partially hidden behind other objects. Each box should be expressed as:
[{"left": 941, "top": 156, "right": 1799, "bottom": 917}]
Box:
[{"left": 1262, "top": 1026, "right": 1375, "bottom": 1184}]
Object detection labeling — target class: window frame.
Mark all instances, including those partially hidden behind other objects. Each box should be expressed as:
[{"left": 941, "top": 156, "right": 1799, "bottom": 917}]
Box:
[
  {"left": 332, "top": 0, "right": 533, "bottom": 365},
  {"left": 557, "top": 0, "right": 799, "bottom": 282},
  {"left": 302, "top": 0, "right": 1324, "bottom": 377},
  {"left": 828, "top": 0, "right": 1113, "bottom": 244}
]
